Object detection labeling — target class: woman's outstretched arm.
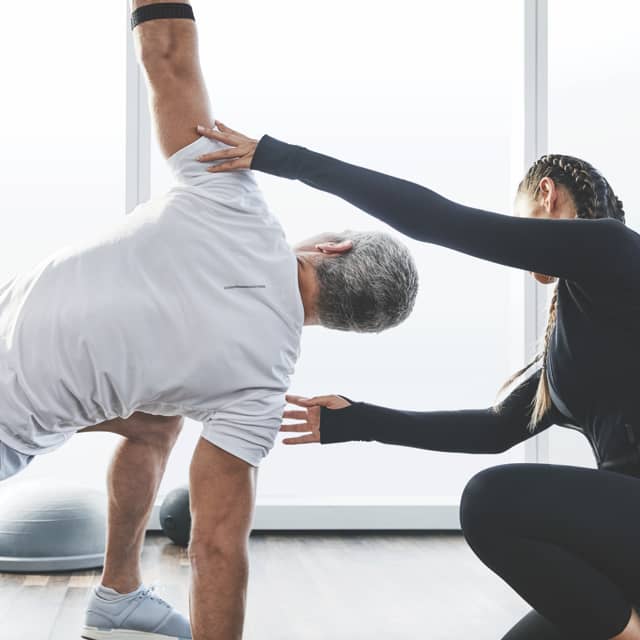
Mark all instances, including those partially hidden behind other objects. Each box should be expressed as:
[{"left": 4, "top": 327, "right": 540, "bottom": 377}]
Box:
[
  {"left": 282, "top": 371, "right": 561, "bottom": 454},
  {"left": 249, "top": 136, "right": 638, "bottom": 286},
  {"left": 194, "top": 125, "right": 639, "bottom": 284}
]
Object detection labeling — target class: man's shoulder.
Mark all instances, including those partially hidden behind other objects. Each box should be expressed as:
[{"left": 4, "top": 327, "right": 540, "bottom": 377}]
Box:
[{"left": 168, "top": 136, "right": 264, "bottom": 197}]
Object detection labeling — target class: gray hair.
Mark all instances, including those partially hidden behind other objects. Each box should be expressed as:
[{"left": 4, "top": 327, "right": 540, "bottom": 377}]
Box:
[{"left": 314, "top": 231, "right": 419, "bottom": 333}]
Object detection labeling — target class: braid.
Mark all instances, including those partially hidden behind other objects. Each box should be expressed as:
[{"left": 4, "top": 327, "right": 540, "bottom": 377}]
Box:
[
  {"left": 550, "top": 157, "right": 597, "bottom": 218},
  {"left": 530, "top": 286, "right": 559, "bottom": 428},
  {"left": 521, "top": 154, "right": 626, "bottom": 223},
  {"left": 499, "top": 154, "right": 626, "bottom": 430}
]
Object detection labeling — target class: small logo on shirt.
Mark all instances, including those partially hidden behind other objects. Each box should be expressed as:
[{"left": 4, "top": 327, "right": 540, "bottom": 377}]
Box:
[{"left": 224, "top": 285, "right": 267, "bottom": 290}]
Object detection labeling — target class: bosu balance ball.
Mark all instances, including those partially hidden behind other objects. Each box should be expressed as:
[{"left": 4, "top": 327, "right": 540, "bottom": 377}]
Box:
[
  {"left": 0, "top": 480, "right": 107, "bottom": 572},
  {"left": 159, "top": 486, "right": 191, "bottom": 547}
]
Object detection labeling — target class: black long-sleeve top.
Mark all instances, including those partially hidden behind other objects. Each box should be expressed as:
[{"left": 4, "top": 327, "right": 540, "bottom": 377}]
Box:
[{"left": 252, "top": 136, "right": 640, "bottom": 475}]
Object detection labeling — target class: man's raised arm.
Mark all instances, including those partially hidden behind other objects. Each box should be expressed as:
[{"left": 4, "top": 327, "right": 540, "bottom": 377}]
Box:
[{"left": 131, "top": 0, "right": 212, "bottom": 158}]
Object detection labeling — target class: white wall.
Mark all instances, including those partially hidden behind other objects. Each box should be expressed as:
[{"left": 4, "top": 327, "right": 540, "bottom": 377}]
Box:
[{"left": 0, "top": 2, "right": 128, "bottom": 493}]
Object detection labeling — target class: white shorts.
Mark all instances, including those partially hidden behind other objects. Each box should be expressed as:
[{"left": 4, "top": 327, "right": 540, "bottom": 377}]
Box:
[{"left": 0, "top": 440, "right": 35, "bottom": 482}]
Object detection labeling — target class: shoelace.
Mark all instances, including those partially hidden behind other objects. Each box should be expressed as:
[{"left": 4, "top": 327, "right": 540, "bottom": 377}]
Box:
[{"left": 138, "top": 585, "right": 172, "bottom": 610}]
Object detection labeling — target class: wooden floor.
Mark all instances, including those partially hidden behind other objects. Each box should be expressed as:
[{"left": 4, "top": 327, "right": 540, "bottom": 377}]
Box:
[{"left": 0, "top": 531, "right": 528, "bottom": 640}]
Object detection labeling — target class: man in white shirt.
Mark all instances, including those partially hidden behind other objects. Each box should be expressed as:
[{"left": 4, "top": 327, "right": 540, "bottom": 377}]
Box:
[{"left": 0, "top": 2, "right": 418, "bottom": 638}]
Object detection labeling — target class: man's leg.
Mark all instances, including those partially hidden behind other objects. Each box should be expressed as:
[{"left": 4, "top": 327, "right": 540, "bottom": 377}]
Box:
[
  {"left": 79, "top": 414, "right": 191, "bottom": 640},
  {"left": 188, "top": 438, "right": 257, "bottom": 640},
  {"left": 79, "top": 413, "right": 183, "bottom": 593}
]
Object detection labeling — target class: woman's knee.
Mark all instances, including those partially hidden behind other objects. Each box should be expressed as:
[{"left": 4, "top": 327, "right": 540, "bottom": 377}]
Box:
[{"left": 460, "top": 464, "right": 522, "bottom": 543}]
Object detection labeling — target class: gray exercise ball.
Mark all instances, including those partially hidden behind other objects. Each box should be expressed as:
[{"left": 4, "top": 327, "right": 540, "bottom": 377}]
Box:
[
  {"left": 159, "top": 486, "right": 191, "bottom": 547},
  {"left": 0, "top": 480, "right": 107, "bottom": 572}
]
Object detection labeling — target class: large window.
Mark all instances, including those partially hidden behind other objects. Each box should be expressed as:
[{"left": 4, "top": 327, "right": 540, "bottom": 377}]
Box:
[
  {"left": 150, "top": 0, "right": 526, "bottom": 505},
  {"left": 5, "top": 2, "right": 630, "bottom": 523}
]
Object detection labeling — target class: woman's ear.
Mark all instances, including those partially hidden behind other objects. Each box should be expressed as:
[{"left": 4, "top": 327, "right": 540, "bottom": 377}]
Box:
[
  {"left": 538, "top": 177, "right": 557, "bottom": 214},
  {"left": 315, "top": 240, "right": 353, "bottom": 255}
]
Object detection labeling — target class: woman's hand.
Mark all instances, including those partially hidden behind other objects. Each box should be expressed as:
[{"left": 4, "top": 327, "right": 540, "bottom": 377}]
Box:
[
  {"left": 195, "top": 121, "right": 258, "bottom": 173},
  {"left": 280, "top": 394, "right": 351, "bottom": 445}
]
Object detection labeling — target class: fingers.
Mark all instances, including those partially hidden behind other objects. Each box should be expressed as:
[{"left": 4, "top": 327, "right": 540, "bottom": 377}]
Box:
[
  {"left": 279, "top": 421, "right": 310, "bottom": 433},
  {"left": 309, "top": 395, "right": 340, "bottom": 407},
  {"left": 196, "top": 125, "right": 234, "bottom": 144},
  {"left": 197, "top": 147, "right": 241, "bottom": 162},
  {"left": 207, "top": 158, "right": 251, "bottom": 173},
  {"left": 285, "top": 394, "right": 337, "bottom": 408},
  {"left": 282, "top": 433, "right": 319, "bottom": 445},
  {"left": 283, "top": 410, "right": 308, "bottom": 421},
  {"left": 285, "top": 394, "right": 314, "bottom": 407},
  {"left": 215, "top": 120, "right": 238, "bottom": 135},
  {"left": 195, "top": 123, "right": 257, "bottom": 175}
]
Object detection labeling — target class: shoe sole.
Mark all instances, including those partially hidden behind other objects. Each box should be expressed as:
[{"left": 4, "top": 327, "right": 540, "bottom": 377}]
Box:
[{"left": 81, "top": 626, "right": 187, "bottom": 640}]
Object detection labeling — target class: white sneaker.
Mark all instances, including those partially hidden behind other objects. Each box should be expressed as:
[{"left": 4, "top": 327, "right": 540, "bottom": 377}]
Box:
[{"left": 82, "top": 584, "right": 191, "bottom": 640}]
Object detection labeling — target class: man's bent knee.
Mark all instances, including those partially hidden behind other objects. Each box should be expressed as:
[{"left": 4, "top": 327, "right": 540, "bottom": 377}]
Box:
[
  {"left": 79, "top": 412, "right": 183, "bottom": 449},
  {"left": 188, "top": 511, "right": 251, "bottom": 565},
  {"left": 188, "top": 533, "right": 248, "bottom": 570},
  {"left": 129, "top": 414, "right": 183, "bottom": 449}
]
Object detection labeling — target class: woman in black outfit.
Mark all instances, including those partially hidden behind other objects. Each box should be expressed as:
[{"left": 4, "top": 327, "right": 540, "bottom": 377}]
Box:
[{"left": 196, "top": 121, "right": 640, "bottom": 640}]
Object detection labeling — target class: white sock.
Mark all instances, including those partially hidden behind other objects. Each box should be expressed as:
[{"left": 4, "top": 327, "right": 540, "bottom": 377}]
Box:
[{"left": 96, "top": 583, "right": 144, "bottom": 601}]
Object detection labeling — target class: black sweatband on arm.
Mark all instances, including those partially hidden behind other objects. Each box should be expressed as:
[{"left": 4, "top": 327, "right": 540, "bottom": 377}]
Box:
[{"left": 130, "top": 3, "right": 195, "bottom": 30}]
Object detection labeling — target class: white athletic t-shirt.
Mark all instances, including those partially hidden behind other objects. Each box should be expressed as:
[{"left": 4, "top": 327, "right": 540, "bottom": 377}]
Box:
[{"left": 0, "top": 136, "right": 303, "bottom": 466}]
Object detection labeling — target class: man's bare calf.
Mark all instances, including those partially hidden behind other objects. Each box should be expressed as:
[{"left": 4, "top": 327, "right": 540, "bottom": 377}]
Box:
[{"left": 79, "top": 412, "right": 183, "bottom": 593}]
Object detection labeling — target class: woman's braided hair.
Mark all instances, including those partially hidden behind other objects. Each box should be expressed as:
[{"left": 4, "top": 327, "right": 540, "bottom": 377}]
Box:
[{"left": 499, "top": 154, "right": 625, "bottom": 430}]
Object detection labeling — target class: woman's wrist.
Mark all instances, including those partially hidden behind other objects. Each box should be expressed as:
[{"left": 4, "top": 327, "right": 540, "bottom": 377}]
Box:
[
  {"left": 320, "top": 401, "right": 370, "bottom": 445},
  {"left": 251, "top": 134, "right": 305, "bottom": 179}
]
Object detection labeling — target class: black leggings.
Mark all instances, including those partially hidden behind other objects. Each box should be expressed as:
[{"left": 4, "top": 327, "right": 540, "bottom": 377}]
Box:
[{"left": 460, "top": 464, "right": 640, "bottom": 640}]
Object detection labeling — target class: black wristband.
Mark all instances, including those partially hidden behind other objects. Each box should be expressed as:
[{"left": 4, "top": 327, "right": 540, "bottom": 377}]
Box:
[
  {"left": 319, "top": 402, "right": 369, "bottom": 445},
  {"left": 131, "top": 3, "right": 195, "bottom": 30}
]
